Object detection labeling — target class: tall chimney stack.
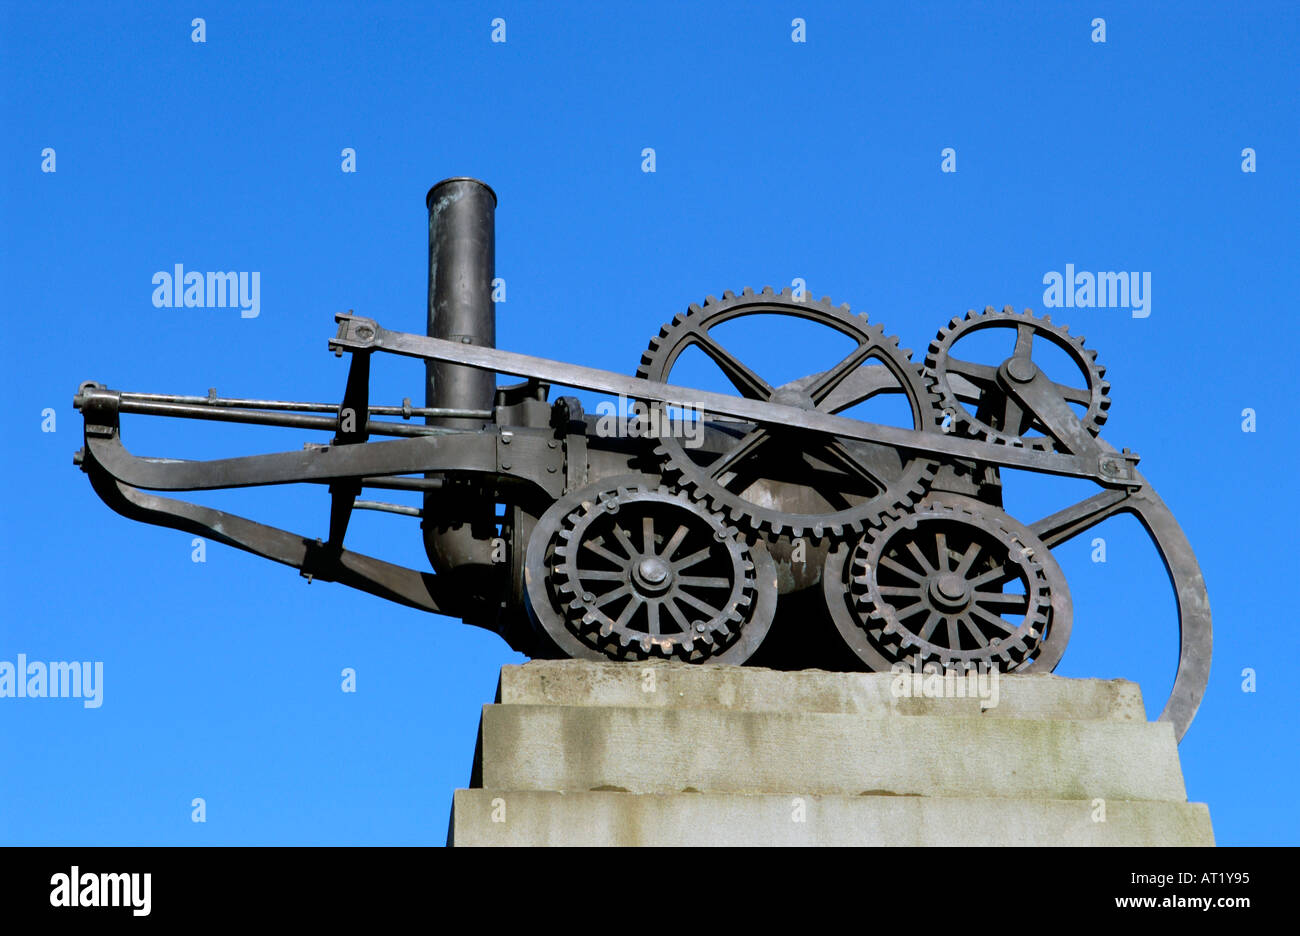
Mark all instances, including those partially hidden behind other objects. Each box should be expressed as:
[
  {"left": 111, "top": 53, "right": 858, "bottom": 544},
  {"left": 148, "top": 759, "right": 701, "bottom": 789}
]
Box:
[{"left": 422, "top": 178, "right": 498, "bottom": 581}]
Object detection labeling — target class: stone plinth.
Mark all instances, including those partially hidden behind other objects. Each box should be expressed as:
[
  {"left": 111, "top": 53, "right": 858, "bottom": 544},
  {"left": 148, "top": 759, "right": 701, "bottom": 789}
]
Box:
[{"left": 448, "top": 660, "right": 1214, "bottom": 847}]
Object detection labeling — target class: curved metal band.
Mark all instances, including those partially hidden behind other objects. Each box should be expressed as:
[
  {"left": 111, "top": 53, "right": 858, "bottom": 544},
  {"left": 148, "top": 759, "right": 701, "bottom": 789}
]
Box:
[
  {"left": 1121, "top": 480, "right": 1212, "bottom": 742},
  {"left": 81, "top": 456, "right": 469, "bottom": 620}
]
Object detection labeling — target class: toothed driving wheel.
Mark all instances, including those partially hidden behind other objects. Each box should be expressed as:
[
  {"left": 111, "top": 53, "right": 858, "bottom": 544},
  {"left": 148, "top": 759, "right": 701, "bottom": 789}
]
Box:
[
  {"left": 823, "top": 492, "right": 1072, "bottom": 672},
  {"left": 925, "top": 306, "right": 1110, "bottom": 451},
  {"left": 636, "top": 287, "right": 945, "bottom": 542},
  {"left": 524, "top": 478, "right": 778, "bottom": 663}
]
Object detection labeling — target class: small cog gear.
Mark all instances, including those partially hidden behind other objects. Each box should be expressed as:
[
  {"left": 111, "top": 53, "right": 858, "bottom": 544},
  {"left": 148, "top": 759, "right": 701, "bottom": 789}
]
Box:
[
  {"left": 824, "top": 492, "right": 1072, "bottom": 673},
  {"left": 636, "top": 286, "right": 944, "bottom": 543},
  {"left": 925, "top": 305, "right": 1110, "bottom": 451}
]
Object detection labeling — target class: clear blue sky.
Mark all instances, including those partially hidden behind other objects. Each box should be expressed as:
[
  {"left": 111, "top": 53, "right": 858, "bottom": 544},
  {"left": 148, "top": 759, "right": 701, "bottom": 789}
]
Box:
[{"left": 2, "top": 1, "right": 1296, "bottom": 845}]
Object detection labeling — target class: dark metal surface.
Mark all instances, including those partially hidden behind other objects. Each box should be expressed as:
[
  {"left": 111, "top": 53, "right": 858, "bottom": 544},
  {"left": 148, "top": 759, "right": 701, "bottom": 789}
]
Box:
[
  {"left": 634, "top": 290, "right": 941, "bottom": 542},
  {"left": 72, "top": 179, "right": 1211, "bottom": 741},
  {"left": 423, "top": 177, "right": 499, "bottom": 580},
  {"left": 823, "top": 491, "right": 1072, "bottom": 674},
  {"left": 524, "top": 478, "right": 778, "bottom": 663}
]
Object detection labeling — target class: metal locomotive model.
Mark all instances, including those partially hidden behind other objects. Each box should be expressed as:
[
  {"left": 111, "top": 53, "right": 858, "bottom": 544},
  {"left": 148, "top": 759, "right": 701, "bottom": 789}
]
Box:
[{"left": 74, "top": 178, "right": 1211, "bottom": 740}]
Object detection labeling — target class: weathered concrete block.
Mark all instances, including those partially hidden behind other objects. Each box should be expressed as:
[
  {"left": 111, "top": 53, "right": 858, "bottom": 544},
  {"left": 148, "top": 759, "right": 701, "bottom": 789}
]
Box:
[
  {"left": 498, "top": 660, "right": 1147, "bottom": 723},
  {"left": 478, "top": 703, "right": 1189, "bottom": 801},
  {"left": 450, "top": 661, "right": 1212, "bottom": 846},
  {"left": 450, "top": 789, "right": 1216, "bottom": 847}
]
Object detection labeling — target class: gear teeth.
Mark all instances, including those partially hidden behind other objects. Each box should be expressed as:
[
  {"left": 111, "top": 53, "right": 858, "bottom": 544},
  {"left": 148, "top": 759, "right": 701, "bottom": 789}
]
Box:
[
  {"left": 547, "top": 483, "right": 761, "bottom": 663},
  {"left": 844, "top": 496, "right": 1060, "bottom": 672},
  {"left": 723, "top": 289, "right": 736, "bottom": 300},
  {"left": 638, "top": 287, "right": 943, "bottom": 543},
  {"left": 743, "top": 286, "right": 756, "bottom": 297},
  {"left": 924, "top": 304, "right": 1111, "bottom": 452}
]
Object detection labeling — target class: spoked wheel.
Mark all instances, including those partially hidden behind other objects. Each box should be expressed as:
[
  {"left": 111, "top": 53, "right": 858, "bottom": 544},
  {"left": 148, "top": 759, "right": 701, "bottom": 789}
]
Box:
[
  {"left": 925, "top": 306, "right": 1110, "bottom": 451},
  {"left": 636, "top": 287, "right": 944, "bottom": 543},
  {"left": 824, "top": 492, "right": 1072, "bottom": 672},
  {"left": 525, "top": 477, "right": 778, "bottom": 663}
]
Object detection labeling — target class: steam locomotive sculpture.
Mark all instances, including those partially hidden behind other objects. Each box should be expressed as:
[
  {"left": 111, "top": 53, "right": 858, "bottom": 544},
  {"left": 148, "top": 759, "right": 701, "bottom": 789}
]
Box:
[{"left": 74, "top": 178, "right": 1211, "bottom": 740}]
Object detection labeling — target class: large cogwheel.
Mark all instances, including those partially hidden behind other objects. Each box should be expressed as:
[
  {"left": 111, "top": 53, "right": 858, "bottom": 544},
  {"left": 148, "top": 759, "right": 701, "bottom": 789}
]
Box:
[
  {"left": 925, "top": 305, "right": 1111, "bottom": 451},
  {"left": 523, "top": 477, "right": 778, "bottom": 663},
  {"left": 823, "top": 492, "right": 1072, "bottom": 673},
  {"left": 635, "top": 287, "right": 945, "bottom": 542}
]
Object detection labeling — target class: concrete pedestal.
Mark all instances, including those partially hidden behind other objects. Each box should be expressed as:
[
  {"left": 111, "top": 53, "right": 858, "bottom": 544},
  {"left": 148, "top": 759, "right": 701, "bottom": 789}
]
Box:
[{"left": 448, "top": 660, "right": 1213, "bottom": 846}]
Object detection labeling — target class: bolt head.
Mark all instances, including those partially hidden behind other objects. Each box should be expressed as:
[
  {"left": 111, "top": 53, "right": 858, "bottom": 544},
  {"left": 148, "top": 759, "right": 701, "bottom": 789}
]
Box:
[{"left": 1006, "top": 357, "right": 1037, "bottom": 383}]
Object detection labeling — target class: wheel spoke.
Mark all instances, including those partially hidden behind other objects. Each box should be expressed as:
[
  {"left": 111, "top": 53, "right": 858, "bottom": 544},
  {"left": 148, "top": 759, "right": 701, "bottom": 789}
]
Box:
[
  {"left": 967, "top": 565, "right": 1008, "bottom": 588},
  {"left": 935, "top": 532, "right": 950, "bottom": 572},
  {"left": 1014, "top": 323, "right": 1035, "bottom": 358},
  {"left": 663, "top": 597, "right": 692, "bottom": 634},
  {"left": 672, "top": 546, "right": 714, "bottom": 572},
  {"left": 614, "top": 596, "right": 640, "bottom": 628},
  {"left": 676, "top": 575, "right": 731, "bottom": 589},
  {"left": 593, "top": 583, "right": 632, "bottom": 608},
  {"left": 805, "top": 343, "right": 876, "bottom": 405},
  {"left": 708, "top": 427, "right": 769, "bottom": 484},
  {"left": 691, "top": 331, "right": 773, "bottom": 400},
  {"left": 1001, "top": 395, "right": 1026, "bottom": 436},
  {"left": 676, "top": 590, "right": 722, "bottom": 619},
  {"left": 973, "top": 591, "right": 1029, "bottom": 614},
  {"left": 575, "top": 568, "right": 625, "bottom": 581},
  {"left": 817, "top": 438, "right": 887, "bottom": 492},
  {"left": 961, "top": 613, "right": 991, "bottom": 647},
  {"left": 660, "top": 524, "right": 689, "bottom": 560},
  {"left": 945, "top": 357, "right": 1000, "bottom": 387},
  {"left": 642, "top": 515, "right": 656, "bottom": 554},
  {"left": 905, "top": 541, "right": 935, "bottom": 574},
  {"left": 899, "top": 602, "right": 930, "bottom": 622},
  {"left": 953, "top": 541, "right": 982, "bottom": 577},
  {"left": 583, "top": 538, "right": 627, "bottom": 567},
  {"left": 647, "top": 600, "right": 662, "bottom": 636},
  {"left": 945, "top": 615, "right": 961, "bottom": 650},
  {"left": 1053, "top": 380, "right": 1094, "bottom": 405},
  {"left": 880, "top": 556, "right": 924, "bottom": 583},
  {"left": 971, "top": 605, "right": 1016, "bottom": 635},
  {"left": 917, "top": 610, "right": 943, "bottom": 639},
  {"left": 611, "top": 524, "right": 639, "bottom": 561},
  {"left": 877, "top": 585, "right": 923, "bottom": 597}
]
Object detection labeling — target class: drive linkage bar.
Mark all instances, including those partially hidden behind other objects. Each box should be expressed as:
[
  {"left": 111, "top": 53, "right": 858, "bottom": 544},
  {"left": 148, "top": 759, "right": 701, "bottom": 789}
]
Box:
[
  {"left": 118, "top": 390, "right": 491, "bottom": 420},
  {"left": 329, "top": 313, "right": 1140, "bottom": 487}
]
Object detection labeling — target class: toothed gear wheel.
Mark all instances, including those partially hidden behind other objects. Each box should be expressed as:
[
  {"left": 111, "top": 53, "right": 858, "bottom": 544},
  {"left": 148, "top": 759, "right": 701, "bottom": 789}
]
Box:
[
  {"left": 826, "top": 492, "right": 1072, "bottom": 672},
  {"left": 925, "top": 305, "right": 1111, "bottom": 452},
  {"left": 541, "top": 482, "right": 769, "bottom": 661},
  {"left": 635, "top": 287, "right": 945, "bottom": 542}
]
